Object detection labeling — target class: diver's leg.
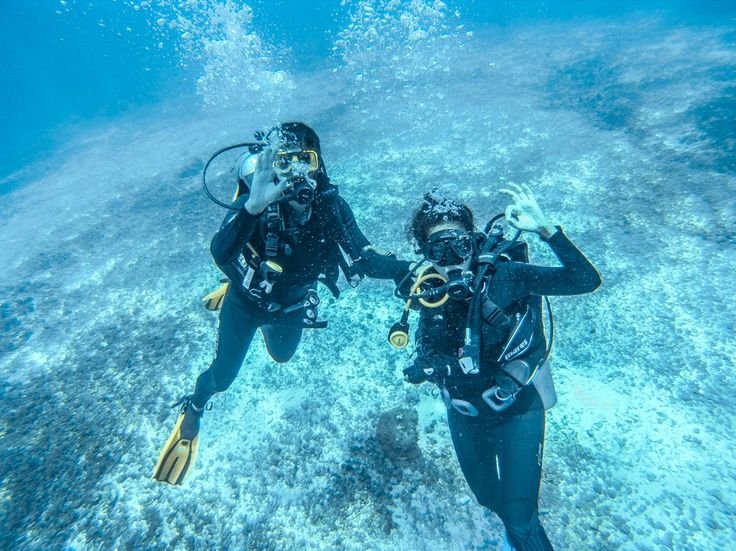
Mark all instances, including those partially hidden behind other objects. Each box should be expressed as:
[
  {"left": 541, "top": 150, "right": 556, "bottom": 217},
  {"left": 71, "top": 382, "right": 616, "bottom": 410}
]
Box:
[
  {"left": 153, "top": 293, "right": 259, "bottom": 485},
  {"left": 189, "top": 293, "right": 259, "bottom": 414},
  {"left": 260, "top": 317, "right": 303, "bottom": 363},
  {"left": 446, "top": 408, "right": 501, "bottom": 511},
  {"left": 495, "top": 407, "right": 554, "bottom": 551}
]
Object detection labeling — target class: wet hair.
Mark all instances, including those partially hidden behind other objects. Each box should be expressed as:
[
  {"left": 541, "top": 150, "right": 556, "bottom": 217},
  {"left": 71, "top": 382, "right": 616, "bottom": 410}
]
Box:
[
  {"left": 279, "top": 122, "right": 321, "bottom": 155},
  {"left": 407, "top": 192, "right": 475, "bottom": 245}
]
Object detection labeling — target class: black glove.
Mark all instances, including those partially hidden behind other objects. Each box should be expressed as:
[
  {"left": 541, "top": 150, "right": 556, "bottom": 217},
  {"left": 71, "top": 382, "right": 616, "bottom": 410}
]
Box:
[
  {"left": 403, "top": 362, "right": 430, "bottom": 384},
  {"left": 403, "top": 355, "right": 451, "bottom": 384},
  {"left": 395, "top": 269, "right": 415, "bottom": 299}
]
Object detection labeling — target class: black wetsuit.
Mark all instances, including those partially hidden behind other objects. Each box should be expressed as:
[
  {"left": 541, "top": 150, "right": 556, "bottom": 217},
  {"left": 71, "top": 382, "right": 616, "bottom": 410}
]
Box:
[
  {"left": 191, "top": 190, "right": 409, "bottom": 408},
  {"left": 411, "top": 228, "right": 601, "bottom": 551}
]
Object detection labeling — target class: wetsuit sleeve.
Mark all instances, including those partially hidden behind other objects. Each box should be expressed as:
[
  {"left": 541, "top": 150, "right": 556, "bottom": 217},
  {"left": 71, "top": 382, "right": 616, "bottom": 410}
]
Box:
[
  {"left": 336, "top": 197, "right": 413, "bottom": 282},
  {"left": 209, "top": 195, "right": 260, "bottom": 269},
  {"left": 360, "top": 248, "right": 414, "bottom": 283},
  {"left": 502, "top": 227, "right": 602, "bottom": 296}
]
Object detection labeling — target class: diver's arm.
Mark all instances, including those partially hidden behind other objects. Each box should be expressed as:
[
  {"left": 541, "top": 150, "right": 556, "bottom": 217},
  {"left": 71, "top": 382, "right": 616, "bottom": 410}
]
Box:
[
  {"left": 209, "top": 196, "right": 259, "bottom": 266},
  {"left": 336, "top": 197, "right": 413, "bottom": 281},
  {"left": 506, "top": 228, "right": 602, "bottom": 296},
  {"left": 335, "top": 196, "right": 371, "bottom": 250},
  {"left": 499, "top": 183, "right": 600, "bottom": 295},
  {"left": 360, "top": 247, "right": 413, "bottom": 282},
  {"left": 211, "top": 146, "right": 289, "bottom": 267}
]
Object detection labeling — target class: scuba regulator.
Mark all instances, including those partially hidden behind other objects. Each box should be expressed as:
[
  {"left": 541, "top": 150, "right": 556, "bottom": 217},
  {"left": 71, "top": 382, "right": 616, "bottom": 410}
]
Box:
[
  {"left": 442, "top": 267, "right": 474, "bottom": 301},
  {"left": 285, "top": 175, "right": 317, "bottom": 205},
  {"left": 388, "top": 263, "right": 451, "bottom": 349},
  {"left": 387, "top": 214, "right": 515, "bottom": 350}
]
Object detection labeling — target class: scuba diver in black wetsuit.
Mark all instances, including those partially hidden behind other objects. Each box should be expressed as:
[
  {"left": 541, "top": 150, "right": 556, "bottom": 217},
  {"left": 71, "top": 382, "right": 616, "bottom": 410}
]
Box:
[
  {"left": 153, "top": 122, "right": 410, "bottom": 485},
  {"left": 393, "top": 185, "right": 601, "bottom": 551}
]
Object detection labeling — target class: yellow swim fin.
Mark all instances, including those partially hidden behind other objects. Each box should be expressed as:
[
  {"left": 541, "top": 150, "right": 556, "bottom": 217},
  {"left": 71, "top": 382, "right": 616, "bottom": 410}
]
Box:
[
  {"left": 203, "top": 282, "right": 229, "bottom": 311},
  {"left": 152, "top": 411, "right": 199, "bottom": 485}
]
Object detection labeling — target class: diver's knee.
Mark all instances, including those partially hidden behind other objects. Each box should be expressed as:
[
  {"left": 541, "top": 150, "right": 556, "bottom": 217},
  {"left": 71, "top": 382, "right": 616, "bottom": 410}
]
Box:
[
  {"left": 212, "top": 370, "right": 237, "bottom": 392},
  {"left": 264, "top": 335, "right": 299, "bottom": 363},
  {"left": 262, "top": 325, "right": 302, "bottom": 363},
  {"left": 268, "top": 349, "right": 297, "bottom": 363}
]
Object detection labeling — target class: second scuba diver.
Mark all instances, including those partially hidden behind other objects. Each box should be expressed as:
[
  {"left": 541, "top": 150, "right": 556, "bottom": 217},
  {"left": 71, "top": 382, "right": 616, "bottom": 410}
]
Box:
[
  {"left": 395, "top": 184, "right": 601, "bottom": 550},
  {"left": 154, "top": 122, "right": 410, "bottom": 485}
]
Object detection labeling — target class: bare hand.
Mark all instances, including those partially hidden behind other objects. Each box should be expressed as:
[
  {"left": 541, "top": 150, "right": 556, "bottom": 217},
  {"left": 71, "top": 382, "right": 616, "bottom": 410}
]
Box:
[
  {"left": 244, "top": 145, "right": 289, "bottom": 215},
  {"left": 499, "top": 183, "right": 553, "bottom": 234}
]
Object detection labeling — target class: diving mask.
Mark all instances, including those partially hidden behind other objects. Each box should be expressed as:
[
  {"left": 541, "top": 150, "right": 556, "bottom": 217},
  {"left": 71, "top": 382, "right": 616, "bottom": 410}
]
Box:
[
  {"left": 273, "top": 149, "right": 320, "bottom": 204},
  {"left": 273, "top": 149, "right": 319, "bottom": 175},
  {"left": 422, "top": 229, "right": 474, "bottom": 266}
]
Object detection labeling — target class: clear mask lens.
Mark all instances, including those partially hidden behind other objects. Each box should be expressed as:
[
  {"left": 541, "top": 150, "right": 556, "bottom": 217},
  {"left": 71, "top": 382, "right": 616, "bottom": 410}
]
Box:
[
  {"left": 274, "top": 150, "right": 319, "bottom": 174},
  {"left": 424, "top": 230, "right": 473, "bottom": 265}
]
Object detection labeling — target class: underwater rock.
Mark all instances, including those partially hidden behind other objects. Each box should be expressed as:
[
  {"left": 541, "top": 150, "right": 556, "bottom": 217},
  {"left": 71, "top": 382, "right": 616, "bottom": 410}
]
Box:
[
  {"left": 404, "top": 388, "right": 420, "bottom": 405},
  {"left": 177, "top": 159, "right": 205, "bottom": 180},
  {"left": 545, "top": 57, "right": 639, "bottom": 131},
  {"left": 1, "top": 297, "right": 35, "bottom": 353},
  {"left": 375, "top": 406, "right": 421, "bottom": 461}
]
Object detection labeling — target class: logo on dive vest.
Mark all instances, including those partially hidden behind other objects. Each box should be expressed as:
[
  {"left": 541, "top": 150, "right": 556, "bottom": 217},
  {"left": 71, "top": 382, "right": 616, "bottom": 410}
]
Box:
[{"left": 504, "top": 338, "right": 529, "bottom": 361}]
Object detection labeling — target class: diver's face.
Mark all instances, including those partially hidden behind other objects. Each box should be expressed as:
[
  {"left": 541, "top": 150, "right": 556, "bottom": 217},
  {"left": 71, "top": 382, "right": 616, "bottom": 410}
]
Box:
[
  {"left": 273, "top": 148, "right": 319, "bottom": 179},
  {"left": 423, "top": 222, "right": 474, "bottom": 273},
  {"left": 273, "top": 148, "right": 319, "bottom": 206}
]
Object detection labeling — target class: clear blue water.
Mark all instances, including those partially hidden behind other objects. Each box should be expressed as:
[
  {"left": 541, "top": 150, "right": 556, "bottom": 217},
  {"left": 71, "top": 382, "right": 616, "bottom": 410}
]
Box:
[
  {"left": 3, "top": 0, "right": 735, "bottom": 180},
  {"left": 1, "top": 1, "right": 735, "bottom": 549}
]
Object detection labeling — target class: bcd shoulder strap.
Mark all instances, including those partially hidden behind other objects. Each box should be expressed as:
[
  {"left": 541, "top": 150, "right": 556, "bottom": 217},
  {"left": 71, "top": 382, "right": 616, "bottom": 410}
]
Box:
[{"left": 264, "top": 203, "right": 282, "bottom": 258}]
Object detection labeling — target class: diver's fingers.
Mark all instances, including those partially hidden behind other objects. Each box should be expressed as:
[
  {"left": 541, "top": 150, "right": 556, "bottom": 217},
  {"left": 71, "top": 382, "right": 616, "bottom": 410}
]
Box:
[
  {"left": 507, "top": 182, "right": 528, "bottom": 201},
  {"left": 510, "top": 182, "right": 533, "bottom": 203},
  {"left": 255, "top": 149, "right": 277, "bottom": 180},
  {"left": 505, "top": 205, "right": 521, "bottom": 226},
  {"left": 255, "top": 150, "right": 268, "bottom": 172},
  {"left": 273, "top": 177, "right": 289, "bottom": 194},
  {"left": 263, "top": 146, "right": 277, "bottom": 167},
  {"left": 522, "top": 183, "right": 537, "bottom": 202},
  {"left": 505, "top": 204, "right": 520, "bottom": 219},
  {"left": 499, "top": 188, "right": 521, "bottom": 203}
]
